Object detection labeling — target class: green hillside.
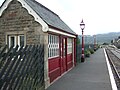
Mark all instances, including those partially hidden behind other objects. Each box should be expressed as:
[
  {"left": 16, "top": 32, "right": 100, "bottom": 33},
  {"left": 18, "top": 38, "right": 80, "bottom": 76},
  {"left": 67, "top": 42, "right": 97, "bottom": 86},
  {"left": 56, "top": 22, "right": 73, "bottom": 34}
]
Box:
[{"left": 79, "top": 32, "right": 120, "bottom": 44}]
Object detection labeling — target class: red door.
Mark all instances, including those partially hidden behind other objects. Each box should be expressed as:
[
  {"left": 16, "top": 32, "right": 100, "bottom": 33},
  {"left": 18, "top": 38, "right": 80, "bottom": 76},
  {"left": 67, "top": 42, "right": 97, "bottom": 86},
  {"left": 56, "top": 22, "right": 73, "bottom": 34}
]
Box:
[{"left": 60, "top": 38, "right": 67, "bottom": 74}]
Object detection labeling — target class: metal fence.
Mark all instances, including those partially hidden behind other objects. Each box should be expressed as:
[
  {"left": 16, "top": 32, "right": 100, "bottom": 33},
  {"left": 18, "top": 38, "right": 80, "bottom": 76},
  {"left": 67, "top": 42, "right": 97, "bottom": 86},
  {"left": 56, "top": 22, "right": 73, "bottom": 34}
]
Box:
[{"left": 0, "top": 45, "right": 44, "bottom": 90}]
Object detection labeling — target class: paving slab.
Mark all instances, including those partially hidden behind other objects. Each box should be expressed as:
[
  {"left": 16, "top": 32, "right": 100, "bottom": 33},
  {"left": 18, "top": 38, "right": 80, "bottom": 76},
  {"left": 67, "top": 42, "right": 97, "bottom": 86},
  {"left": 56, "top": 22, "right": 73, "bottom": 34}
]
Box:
[{"left": 46, "top": 49, "right": 112, "bottom": 90}]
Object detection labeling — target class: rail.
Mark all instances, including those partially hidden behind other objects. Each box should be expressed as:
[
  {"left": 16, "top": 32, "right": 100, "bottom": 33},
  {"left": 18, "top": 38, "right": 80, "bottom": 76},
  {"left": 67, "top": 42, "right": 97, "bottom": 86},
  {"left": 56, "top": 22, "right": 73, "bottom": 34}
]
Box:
[{"left": 105, "top": 47, "right": 120, "bottom": 89}]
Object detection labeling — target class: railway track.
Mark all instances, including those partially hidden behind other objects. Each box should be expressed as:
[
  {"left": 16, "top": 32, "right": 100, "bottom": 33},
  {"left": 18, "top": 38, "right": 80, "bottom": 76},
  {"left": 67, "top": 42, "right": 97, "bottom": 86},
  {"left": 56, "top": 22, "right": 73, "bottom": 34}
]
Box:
[
  {"left": 105, "top": 47, "right": 120, "bottom": 89},
  {"left": 115, "top": 49, "right": 120, "bottom": 54}
]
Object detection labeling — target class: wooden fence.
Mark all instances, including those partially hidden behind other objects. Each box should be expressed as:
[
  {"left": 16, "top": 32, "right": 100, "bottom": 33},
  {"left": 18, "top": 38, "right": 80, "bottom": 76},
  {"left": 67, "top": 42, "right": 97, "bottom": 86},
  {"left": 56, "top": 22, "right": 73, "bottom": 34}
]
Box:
[{"left": 0, "top": 45, "right": 44, "bottom": 90}]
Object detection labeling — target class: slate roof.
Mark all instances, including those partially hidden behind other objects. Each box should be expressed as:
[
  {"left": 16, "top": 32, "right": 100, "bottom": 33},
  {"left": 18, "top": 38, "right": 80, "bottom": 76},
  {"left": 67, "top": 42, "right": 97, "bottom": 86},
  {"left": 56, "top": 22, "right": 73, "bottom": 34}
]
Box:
[{"left": 24, "top": 0, "right": 76, "bottom": 35}]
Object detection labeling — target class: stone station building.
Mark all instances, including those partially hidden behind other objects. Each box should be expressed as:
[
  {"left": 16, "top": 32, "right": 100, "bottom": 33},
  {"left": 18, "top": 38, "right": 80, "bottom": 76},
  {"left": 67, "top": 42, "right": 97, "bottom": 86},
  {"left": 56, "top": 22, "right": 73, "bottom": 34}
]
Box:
[{"left": 0, "top": 0, "right": 77, "bottom": 88}]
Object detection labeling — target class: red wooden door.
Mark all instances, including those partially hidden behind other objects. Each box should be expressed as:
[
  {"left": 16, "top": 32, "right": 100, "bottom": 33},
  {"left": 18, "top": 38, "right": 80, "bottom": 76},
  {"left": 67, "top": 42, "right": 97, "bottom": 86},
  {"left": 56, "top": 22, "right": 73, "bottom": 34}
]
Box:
[{"left": 61, "top": 38, "right": 67, "bottom": 74}]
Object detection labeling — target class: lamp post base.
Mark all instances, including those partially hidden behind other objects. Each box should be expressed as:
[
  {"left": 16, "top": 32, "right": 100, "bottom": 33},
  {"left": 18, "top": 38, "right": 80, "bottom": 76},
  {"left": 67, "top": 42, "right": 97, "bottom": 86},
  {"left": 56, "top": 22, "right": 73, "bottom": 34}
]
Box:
[
  {"left": 81, "top": 57, "right": 85, "bottom": 62},
  {"left": 94, "top": 48, "right": 96, "bottom": 51}
]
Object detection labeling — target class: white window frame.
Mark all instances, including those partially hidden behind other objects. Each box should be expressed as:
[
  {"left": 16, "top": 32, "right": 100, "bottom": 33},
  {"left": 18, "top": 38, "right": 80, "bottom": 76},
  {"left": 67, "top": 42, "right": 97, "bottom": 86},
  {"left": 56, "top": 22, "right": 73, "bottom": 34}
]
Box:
[
  {"left": 8, "top": 34, "right": 25, "bottom": 48},
  {"left": 8, "top": 35, "right": 17, "bottom": 48},
  {"left": 18, "top": 35, "right": 25, "bottom": 47},
  {"left": 48, "top": 34, "right": 59, "bottom": 59}
]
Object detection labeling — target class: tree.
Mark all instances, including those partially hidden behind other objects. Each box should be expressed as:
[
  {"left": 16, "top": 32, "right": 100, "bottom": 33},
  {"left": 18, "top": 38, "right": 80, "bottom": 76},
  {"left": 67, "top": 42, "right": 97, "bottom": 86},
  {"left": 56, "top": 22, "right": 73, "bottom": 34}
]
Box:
[
  {"left": 118, "top": 36, "right": 120, "bottom": 39},
  {"left": 111, "top": 40, "right": 113, "bottom": 44},
  {"left": 77, "top": 36, "right": 80, "bottom": 45},
  {"left": 103, "top": 42, "right": 109, "bottom": 45}
]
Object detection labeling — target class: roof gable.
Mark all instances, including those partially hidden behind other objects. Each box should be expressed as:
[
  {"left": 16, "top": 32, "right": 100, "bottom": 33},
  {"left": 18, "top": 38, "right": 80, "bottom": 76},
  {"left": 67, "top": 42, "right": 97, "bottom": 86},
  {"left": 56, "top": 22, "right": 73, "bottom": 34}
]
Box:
[
  {"left": 0, "top": 0, "right": 76, "bottom": 35},
  {"left": 0, "top": 0, "right": 49, "bottom": 32}
]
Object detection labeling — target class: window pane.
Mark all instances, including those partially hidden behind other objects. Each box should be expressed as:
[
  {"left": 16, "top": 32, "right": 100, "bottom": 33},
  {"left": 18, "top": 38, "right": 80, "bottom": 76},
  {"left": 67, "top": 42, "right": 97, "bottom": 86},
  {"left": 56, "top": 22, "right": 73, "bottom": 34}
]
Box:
[
  {"left": 11, "top": 37, "right": 15, "bottom": 47},
  {"left": 20, "top": 36, "right": 24, "bottom": 47},
  {"left": 67, "top": 38, "right": 72, "bottom": 54}
]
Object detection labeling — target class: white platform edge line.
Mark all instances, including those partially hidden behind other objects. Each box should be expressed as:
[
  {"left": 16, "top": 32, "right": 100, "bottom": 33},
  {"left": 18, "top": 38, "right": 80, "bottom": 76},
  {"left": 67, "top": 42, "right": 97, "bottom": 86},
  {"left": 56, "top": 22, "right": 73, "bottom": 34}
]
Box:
[{"left": 103, "top": 48, "right": 118, "bottom": 90}]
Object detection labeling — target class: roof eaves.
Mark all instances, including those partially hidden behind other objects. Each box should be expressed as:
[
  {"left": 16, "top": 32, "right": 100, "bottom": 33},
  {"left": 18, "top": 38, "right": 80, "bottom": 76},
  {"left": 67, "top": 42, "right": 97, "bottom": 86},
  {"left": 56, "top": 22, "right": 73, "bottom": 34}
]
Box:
[{"left": 49, "top": 25, "right": 77, "bottom": 36}]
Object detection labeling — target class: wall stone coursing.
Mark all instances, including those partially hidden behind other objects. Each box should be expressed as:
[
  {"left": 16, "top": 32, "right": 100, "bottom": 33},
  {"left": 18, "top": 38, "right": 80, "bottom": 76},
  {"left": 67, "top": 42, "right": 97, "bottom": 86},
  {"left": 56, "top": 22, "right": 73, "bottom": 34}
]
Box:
[
  {"left": 0, "top": 0, "right": 44, "bottom": 46},
  {"left": 0, "top": 0, "right": 50, "bottom": 88}
]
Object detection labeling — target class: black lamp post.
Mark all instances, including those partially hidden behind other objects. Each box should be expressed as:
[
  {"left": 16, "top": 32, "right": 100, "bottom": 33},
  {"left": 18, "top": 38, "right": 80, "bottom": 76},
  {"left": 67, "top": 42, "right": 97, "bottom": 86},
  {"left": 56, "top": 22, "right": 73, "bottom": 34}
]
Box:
[{"left": 80, "top": 19, "right": 85, "bottom": 62}]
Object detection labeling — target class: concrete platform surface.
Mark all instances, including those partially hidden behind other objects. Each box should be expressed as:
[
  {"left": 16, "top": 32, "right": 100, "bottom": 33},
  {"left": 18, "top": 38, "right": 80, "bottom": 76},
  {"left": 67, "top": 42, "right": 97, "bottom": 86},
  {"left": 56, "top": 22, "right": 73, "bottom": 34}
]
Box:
[{"left": 46, "top": 49, "right": 112, "bottom": 90}]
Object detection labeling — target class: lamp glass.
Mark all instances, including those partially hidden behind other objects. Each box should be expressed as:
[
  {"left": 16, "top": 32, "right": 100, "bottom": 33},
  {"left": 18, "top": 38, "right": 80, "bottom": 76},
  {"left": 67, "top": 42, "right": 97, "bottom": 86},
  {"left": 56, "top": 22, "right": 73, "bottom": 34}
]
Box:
[
  {"left": 80, "top": 20, "right": 85, "bottom": 30},
  {"left": 80, "top": 24, "right": 85, "bottom": 30}
]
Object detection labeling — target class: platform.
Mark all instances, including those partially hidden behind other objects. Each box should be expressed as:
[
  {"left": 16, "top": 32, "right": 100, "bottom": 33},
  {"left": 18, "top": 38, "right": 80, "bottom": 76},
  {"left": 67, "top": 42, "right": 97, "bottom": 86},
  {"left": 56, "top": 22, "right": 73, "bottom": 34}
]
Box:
[{"left": 46, "top": 49, "right": 114, "bottom": 90}]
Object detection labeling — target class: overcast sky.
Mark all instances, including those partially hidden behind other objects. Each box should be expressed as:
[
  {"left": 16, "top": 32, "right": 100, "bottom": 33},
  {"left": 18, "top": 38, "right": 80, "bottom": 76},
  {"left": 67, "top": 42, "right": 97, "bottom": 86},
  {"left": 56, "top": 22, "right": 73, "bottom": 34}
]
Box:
[{"left": 0, "top": 0, "right": 120, "bottom": 35}]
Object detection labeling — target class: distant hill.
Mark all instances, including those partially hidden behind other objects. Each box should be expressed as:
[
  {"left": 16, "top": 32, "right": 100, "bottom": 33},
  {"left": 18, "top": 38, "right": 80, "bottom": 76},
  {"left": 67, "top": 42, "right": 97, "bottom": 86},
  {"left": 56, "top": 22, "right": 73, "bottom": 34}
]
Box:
[{"left": 79, "top": 32, "right": 120, "bottom": 44}]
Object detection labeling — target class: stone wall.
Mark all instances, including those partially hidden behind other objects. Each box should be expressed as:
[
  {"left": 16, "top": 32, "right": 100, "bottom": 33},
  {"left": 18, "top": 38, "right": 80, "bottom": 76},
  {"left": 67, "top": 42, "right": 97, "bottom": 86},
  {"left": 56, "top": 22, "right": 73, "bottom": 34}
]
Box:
[
  {"left": 0, "top": 0, "right": 44, "bottom": 46},
  {"left": 0, "top": 0, "right": 50, "bottom": 88}
]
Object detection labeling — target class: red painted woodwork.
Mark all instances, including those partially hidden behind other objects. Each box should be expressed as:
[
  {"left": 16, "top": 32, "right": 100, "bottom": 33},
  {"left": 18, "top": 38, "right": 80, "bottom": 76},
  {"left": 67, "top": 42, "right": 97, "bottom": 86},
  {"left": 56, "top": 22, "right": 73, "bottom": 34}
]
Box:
[
  {"left": 49, "top": 67, "right": 60, "bottom": 83},
  {"left": 49, "top": 57, "right": 60, "bottom": 71},
  {"left": 48, "top": 57, "right": 61, "bottom": 82},
  {"left": 60, "top": 38, "right": 67, "bottom": 74},
  {"left": 74, "top": 38, "right": 77, "bottom": 66},
  {"left": 67, "top": 53, "right": 73, "bottom": 69},
  {"left": 48, "top": 35, "right": 77, "bottom": 83},
  {"left": 48, "top": 53, "right": 73, "bottom": 82},
  {"left": 62, "top": 56, "right": 67, "bottom": 73}
]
